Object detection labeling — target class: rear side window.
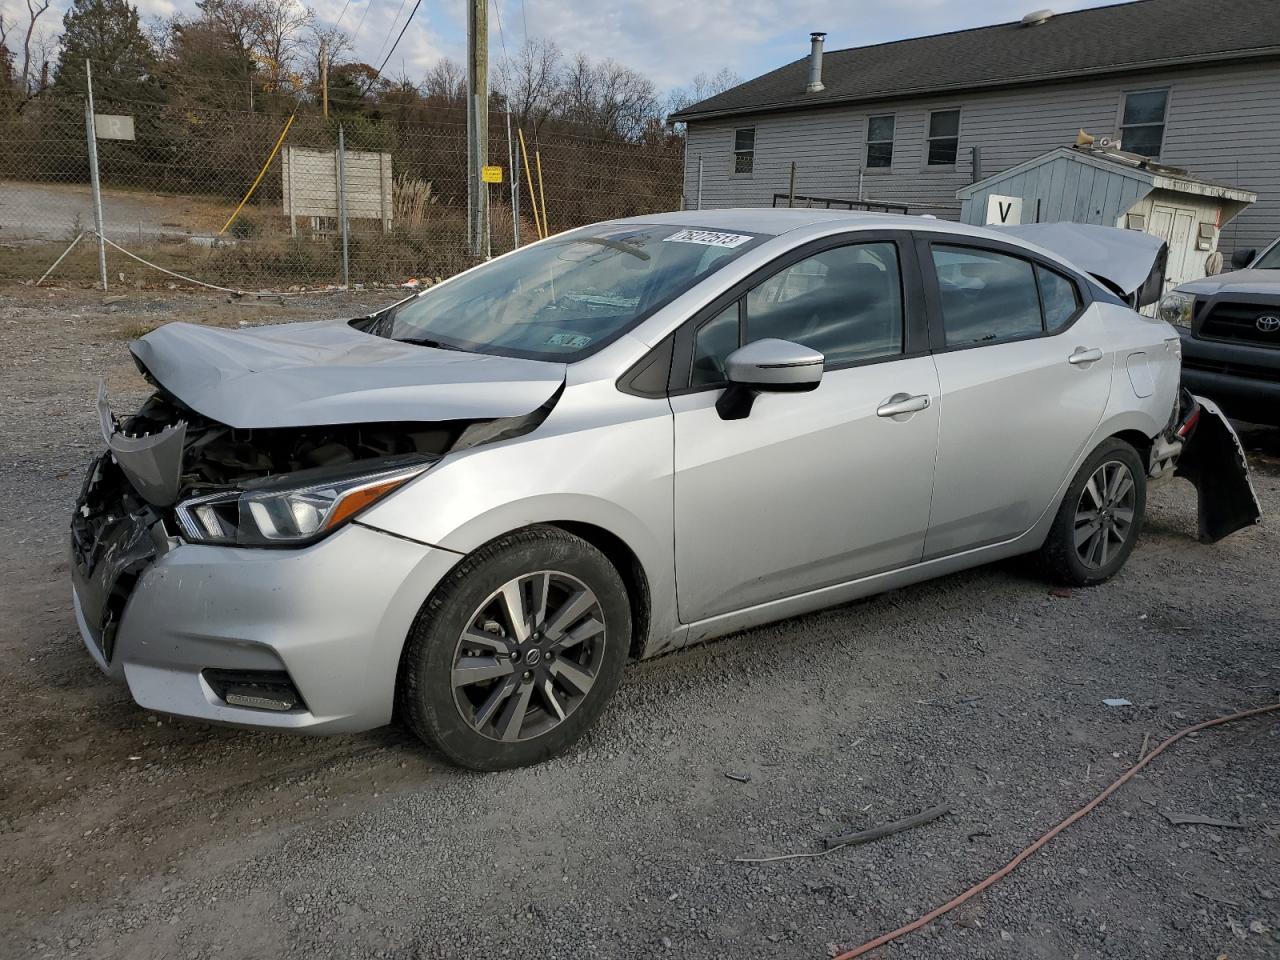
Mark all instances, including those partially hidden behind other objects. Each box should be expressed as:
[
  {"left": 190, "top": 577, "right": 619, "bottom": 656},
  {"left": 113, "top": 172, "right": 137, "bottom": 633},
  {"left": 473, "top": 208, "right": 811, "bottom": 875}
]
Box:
[
  {"left": 932, "top": 246, "right": 1042, "bottom": 346},
  {"left": 745, "top": 242, "right": 904, "bottom": 365},
  {"left": 1037, "top": 265, "right": 1081, "bottom": 331}
]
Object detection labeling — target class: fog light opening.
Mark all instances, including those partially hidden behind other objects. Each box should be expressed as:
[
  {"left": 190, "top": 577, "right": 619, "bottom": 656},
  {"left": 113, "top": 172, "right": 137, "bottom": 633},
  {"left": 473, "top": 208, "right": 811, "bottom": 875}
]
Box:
[{"left": 202, "top": 669, "right": 305, "bottom": 713}]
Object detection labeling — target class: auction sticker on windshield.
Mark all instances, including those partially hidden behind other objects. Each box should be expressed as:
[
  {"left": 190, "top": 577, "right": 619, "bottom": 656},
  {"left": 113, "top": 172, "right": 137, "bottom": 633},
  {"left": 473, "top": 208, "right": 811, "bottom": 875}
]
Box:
[
  {"left": 546, "top": 333, "right": 592, "bottom": 348},
  {"left": 663, "top": 229, "right": 753, "bottom": 248}
]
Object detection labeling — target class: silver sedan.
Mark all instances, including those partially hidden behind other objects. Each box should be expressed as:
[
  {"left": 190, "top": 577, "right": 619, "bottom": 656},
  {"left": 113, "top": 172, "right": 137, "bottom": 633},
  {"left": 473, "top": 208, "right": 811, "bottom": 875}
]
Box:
[{"left": 72, "top": 211, "right": 1259, "bottom": 768}]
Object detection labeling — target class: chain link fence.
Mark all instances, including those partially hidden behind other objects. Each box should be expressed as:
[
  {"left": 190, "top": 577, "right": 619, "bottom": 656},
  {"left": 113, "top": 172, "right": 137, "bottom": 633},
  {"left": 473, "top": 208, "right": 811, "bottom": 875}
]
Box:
[{"left": 0, "top": 71, "right": 686, "bottom": 290}]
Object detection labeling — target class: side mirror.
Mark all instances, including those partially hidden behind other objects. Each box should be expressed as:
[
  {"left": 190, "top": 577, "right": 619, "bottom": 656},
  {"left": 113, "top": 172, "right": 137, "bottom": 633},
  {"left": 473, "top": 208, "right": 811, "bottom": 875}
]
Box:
[
  {"left": 1230, "top": 248, "right": 1256, "bottom": 270},
  {"left": 716, "top": 338, "right": 824, "bottom": 420}
]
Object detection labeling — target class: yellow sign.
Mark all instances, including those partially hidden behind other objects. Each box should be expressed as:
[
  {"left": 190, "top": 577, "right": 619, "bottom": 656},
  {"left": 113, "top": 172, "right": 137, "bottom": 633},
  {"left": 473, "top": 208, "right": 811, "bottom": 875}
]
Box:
[{"left": 481, "top": 165, "right": 503, "bottom": 184}]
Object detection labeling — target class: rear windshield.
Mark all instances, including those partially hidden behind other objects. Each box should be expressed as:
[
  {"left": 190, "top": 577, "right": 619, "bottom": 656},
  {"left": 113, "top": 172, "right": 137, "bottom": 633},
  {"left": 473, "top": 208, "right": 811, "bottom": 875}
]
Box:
[{"left": 378, "top": 224, "right": 764, "bottom": 360}]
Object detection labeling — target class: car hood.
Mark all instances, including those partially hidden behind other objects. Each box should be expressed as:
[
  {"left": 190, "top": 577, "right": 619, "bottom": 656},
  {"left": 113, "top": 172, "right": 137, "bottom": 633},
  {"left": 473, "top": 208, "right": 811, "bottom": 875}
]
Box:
[
  {"left": 130, "top": 319, "right": 567, "bottom": 429},
  {"left": 1174, "top": 268, "right": 1280, "bottom": 297}
]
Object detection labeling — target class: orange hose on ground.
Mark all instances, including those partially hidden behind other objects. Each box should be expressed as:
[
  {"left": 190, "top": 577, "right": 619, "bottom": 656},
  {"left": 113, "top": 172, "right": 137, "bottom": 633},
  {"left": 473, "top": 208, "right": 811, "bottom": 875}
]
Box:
[{"left": 831, "top": 702, "right": 1280, "bottom": 960}]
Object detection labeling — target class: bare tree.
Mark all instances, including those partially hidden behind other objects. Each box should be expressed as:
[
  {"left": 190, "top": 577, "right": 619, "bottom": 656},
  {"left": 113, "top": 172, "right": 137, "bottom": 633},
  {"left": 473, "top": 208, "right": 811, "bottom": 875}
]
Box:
[
  {"left": 495, "top": 37, "right": 562, "bottom": 133},
  {"left": 303, "top": 21, "right": 352, "bottom": 91},
  {"left": 420, "top": 56, "right": 464, "bottom": 105},
  {"left": 249, "top": 0, "right": 312, "bottom": 93},
  {"left": 7, "top": 0, "right": 52, "bottom": 94},
  {"left": 561, "top": 54, "right": 659, "bottom": 140},
  {"left": 667, "top": 67, "right": 741, "bottom": 116}
]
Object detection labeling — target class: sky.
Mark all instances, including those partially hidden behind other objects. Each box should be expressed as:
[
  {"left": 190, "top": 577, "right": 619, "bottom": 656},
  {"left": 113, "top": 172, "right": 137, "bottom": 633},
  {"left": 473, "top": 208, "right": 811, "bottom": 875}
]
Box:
[{"left": 3, "top": 0, "right": 1127, "bottom": 92}]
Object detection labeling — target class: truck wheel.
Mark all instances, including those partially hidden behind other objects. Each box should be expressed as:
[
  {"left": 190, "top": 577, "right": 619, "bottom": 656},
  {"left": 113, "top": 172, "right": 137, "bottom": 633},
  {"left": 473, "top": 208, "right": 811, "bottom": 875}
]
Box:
[
  {"left": 1040, "top": 438, "right": 1147, "bottom": 587},
  {"left": 398, "top": 526, "right": 631, "bottom": 770}
]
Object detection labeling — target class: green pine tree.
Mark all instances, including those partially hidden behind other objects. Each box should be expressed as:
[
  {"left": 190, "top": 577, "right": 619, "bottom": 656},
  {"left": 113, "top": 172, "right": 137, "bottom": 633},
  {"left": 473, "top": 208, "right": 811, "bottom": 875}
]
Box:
[{"left": 53, "top": 0, "right": 157, "bottom": 105}]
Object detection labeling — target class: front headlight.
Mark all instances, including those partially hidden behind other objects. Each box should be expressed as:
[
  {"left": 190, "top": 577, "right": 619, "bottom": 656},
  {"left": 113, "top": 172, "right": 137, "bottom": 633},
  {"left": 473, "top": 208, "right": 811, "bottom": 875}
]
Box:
[
  {"left": 1157, "top": 290, "right": 1195, "bottom": 327},
  {"left": 175, "top": 457, "right": 431, "bottom": 546}
]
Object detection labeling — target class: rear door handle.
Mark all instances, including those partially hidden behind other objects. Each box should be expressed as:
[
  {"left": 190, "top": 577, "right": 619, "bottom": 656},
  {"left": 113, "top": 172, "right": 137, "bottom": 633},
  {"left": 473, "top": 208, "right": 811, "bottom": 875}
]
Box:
[
  {"left": 876, "top": 393, "right": 931, "bottom": 418},
  {"left": 1068, "top": 347, "right": 1104, "bottom": 365}
]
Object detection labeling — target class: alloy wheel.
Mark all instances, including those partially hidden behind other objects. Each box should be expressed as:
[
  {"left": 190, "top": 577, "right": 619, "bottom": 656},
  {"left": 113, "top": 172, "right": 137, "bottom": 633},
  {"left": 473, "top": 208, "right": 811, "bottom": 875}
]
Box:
[
  {"left": 1073, "top": 460, "right": 1137, "bottom": 569},
  {"left": 451, "top": 570, "right": 607, "bottom": 742}
]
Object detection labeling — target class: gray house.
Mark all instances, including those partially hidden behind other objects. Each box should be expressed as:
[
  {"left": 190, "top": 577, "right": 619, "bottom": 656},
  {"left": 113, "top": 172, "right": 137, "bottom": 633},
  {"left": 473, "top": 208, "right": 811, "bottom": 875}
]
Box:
[{"left": 669, "top": 0, "right": 1280, "bottom": 254}]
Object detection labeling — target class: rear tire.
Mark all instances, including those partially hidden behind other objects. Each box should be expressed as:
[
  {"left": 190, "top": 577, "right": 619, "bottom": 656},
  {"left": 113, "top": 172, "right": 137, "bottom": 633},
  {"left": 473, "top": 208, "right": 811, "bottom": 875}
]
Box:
[
  {"left": 1040, "top": 438, "right": 1147, "bottom": 587},
  {"left": 397, "top": 525, "right": 631, "bottom": 770}
]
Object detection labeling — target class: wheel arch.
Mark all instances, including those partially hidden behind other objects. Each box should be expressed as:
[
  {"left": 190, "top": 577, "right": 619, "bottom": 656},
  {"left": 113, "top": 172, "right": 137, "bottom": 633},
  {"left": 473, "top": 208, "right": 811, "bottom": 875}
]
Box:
[{"left": 546, "top": 521, "right": 651, "bottom": 660}]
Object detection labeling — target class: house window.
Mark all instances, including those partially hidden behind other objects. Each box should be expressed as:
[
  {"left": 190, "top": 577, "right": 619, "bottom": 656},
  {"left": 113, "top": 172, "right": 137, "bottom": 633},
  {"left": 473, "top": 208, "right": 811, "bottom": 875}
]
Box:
[
  {"left": 927, "top": 109, "right": 961, "bottom": 165},
  {"left": 1120, "top": 90, "right": 1168, "bottom": 158},
  {"left": 733, "top": 128, "right": 755, "bottom": 175},
  {"left": 865, "top": 115, "right": 895, "bottom": 169}
]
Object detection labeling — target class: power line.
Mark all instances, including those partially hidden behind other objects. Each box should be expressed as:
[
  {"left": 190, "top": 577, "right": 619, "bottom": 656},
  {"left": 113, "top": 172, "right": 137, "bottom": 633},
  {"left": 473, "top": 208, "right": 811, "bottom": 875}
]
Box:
[
  {"left": 361, "top": 0, "right": 425, "bottom": 93},
  {"left": 351, "top": 0, "right": 377, "bottom": 46},
  {"left": 333, "top": 0, "right": 355, "bottom": 29},
  {"left": 372, "top": 0, "right": 412, "bottom": 68},
  {"left": 491, "top": 0, "right": 510, "bottom": 61}
]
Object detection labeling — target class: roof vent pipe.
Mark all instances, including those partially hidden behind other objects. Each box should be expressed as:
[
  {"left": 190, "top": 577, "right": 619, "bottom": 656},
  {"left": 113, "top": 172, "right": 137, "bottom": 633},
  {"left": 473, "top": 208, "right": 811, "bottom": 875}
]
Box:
[
  {"left": 806, "top": 32, "right": 826, "bottom": 93},
  {"left": 1020, "top": 9, "right": 1054, "bottom": 26}
]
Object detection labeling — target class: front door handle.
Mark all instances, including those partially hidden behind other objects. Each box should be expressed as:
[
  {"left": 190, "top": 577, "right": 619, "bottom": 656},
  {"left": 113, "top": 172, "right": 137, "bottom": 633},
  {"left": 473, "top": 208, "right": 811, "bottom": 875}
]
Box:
[
  {"left": 876, "top": 393, "right": 931, "bottom": 418},
  {"left": 1068, "top": 347, "right": 1104, "bottom": 365}
]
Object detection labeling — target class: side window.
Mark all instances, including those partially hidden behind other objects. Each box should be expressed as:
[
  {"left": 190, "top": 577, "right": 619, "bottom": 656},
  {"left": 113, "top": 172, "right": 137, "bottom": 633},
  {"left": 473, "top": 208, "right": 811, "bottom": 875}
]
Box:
[
  {"left": 932, "top": 246, "right": 1042, "bottom": 347},
  {"left": 745, "top": 242, "right": 904, "bottom": 365},
  {"left": 733, "top": 128, "right": 755, "bottom": 175},
  {"left": 1120, "top": 89, "right": 1168, "bottom": 158},
  {"left": 926, "top": 109, "right": 960, "bottom": 165},
  {"left": 691, "top": 303, "right": 740, "bottom": 387},
  {"left": 866, "top": 115, "right": 895, "bottom": 168},
  {"left": 1037, "top": 265, "right": 1081, "bottom": 332}
]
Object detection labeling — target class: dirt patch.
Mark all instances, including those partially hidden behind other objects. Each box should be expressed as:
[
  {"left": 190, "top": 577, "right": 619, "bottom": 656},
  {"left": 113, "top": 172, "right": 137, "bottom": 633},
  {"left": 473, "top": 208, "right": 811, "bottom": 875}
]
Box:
[{"left": 1, "top": 286, "right": 1277, "bottom": 960}]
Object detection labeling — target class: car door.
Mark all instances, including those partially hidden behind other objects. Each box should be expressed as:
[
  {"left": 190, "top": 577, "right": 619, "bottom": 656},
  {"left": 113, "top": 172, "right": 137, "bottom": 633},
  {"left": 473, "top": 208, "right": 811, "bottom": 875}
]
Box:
[
  {"left": 669, "top": 233, "right": 940, "bottom": 624},
  {"left": 919, "top": 237, "right": 1113, "bottom": 559}
]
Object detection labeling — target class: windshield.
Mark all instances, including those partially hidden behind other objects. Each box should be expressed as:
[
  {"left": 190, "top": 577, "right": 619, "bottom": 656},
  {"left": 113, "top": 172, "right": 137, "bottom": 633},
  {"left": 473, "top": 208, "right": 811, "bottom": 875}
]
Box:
[
  {"left": 1253, "top": 241, "right": 1280, "bottom": 269},
  {"left": 378, "top": 224, "right": 764, "bottom": 360}
]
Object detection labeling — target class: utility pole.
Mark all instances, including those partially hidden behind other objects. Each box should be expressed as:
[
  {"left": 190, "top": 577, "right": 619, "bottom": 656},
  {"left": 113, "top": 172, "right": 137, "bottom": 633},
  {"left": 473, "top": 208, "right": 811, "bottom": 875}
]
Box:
[
  {"left": 320, "top": 39, "right": 329, "bottom": 120},
  {"left": 466, "top": 0, "right": 488, "bottom": 259}
]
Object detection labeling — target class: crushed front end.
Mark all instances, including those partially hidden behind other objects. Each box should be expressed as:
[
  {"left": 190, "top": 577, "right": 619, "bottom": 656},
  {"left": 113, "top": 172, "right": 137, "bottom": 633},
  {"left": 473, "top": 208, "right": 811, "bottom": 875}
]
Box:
[{"left": 68, "top": 386, "right": 471, "bottom": 732}]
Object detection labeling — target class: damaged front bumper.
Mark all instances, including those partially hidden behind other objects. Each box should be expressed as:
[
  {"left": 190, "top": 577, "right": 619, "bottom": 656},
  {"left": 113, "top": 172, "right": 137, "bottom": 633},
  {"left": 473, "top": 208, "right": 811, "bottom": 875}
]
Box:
[{"left": 71, "top": 502, "right": 460, "bottom": 732}]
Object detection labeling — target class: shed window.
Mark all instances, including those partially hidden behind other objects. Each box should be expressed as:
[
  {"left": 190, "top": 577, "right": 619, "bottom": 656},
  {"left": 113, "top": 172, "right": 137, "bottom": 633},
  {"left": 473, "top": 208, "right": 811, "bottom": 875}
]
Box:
[
  {"left": 927, "top": 109, "right": 961, "bottom": 165},
  {"left": 733, "top": 128, "right": 755, "bottom": 175},
  {"left": 865, "top": 115, "right": 894, "bottom": 169},
  {"left": 1121, "top": 90, "right": 1168, "bottom": 158}
]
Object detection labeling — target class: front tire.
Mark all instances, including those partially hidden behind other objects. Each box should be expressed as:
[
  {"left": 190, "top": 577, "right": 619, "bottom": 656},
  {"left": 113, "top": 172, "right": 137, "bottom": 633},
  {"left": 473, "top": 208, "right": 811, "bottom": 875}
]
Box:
[
  {"left": 1040, "top": 438, "right": 1147, "bottom": 586},
  {"left": 398, "top": 526, "right": 631, "bottom": 770}
]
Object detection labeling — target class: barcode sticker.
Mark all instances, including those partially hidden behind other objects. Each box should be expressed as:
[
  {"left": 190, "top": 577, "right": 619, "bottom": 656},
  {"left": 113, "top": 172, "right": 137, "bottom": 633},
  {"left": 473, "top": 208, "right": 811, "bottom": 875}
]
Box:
[{"left": 663, "top": 229, "right": 753, "bottom": 248}]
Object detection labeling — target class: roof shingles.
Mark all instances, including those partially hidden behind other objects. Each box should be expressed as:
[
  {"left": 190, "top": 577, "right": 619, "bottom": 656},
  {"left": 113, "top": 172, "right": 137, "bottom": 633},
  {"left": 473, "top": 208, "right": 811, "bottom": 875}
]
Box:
[{"left": 670, "top": 0, "right": 1280, "bottom": 121}]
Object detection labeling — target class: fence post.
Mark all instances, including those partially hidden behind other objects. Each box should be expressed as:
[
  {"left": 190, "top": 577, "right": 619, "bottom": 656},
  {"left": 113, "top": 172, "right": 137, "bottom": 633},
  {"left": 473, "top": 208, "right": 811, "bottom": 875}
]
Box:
[
  {"left": 337, "top": 124, "right": 350, "bottom": 289},
  {"left": 788, "top": 161, "right": 797, "bottom": 208},
  {"left": 84, "top": 60, "right": 108, "bottom": 291},
  {"left": 507, "top": 112, "right": 519, "bottom": 249},
  {"left": 696, "top": 154, "right": 703, "bottom": 211}
]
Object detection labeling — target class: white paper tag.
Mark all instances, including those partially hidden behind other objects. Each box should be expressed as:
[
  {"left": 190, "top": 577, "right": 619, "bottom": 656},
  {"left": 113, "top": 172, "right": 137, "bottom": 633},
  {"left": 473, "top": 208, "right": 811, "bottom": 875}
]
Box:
[{"left": 663, "top": 229, "right": 753, "bottom": 248}]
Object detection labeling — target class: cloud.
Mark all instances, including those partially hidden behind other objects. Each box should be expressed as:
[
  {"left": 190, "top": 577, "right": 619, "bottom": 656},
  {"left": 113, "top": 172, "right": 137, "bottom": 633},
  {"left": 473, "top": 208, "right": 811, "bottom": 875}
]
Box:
[{"left": 0, "top": 0, "right": 1117, "bottom": 92}]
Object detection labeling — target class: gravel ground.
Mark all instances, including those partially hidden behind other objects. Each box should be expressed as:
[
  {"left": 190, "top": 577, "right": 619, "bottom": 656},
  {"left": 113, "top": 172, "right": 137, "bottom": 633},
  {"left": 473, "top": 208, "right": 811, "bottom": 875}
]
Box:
[{"left": 1, "top": 285, "right": 1278, "bottom": 960}]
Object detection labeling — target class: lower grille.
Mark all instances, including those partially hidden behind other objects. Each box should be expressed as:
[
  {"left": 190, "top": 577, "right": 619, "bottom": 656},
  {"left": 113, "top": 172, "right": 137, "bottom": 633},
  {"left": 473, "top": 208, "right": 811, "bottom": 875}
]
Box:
[{"left": 1199, "top": 301, "right": 1280, "bottom": 347}]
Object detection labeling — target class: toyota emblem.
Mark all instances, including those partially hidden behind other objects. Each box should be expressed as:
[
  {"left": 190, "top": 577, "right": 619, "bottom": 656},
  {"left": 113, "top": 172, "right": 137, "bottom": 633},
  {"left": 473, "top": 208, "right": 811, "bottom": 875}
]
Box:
[{"left": 1258, "top": 314, "right": 1280, "bottom": 333}]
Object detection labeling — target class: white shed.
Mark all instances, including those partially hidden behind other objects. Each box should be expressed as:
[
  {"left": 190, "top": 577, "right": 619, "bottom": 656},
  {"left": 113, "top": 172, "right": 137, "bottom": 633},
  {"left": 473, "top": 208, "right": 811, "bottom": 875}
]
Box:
[{"left": 956, "top": 145, "right": 1255, "bottom": 294}]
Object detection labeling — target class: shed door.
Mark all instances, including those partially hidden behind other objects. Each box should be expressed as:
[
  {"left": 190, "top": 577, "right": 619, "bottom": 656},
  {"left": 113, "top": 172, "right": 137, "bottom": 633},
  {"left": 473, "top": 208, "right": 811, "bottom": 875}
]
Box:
[{"left": 1150, "top": 204, "right": 1197, "bottom": 292}]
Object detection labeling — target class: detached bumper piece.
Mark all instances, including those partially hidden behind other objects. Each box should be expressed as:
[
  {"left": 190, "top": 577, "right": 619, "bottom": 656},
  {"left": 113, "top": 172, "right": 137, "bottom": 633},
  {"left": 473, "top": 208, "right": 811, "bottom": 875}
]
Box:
[{"left": 1176, "top": 394, "right": 1263, "bottom": 543}]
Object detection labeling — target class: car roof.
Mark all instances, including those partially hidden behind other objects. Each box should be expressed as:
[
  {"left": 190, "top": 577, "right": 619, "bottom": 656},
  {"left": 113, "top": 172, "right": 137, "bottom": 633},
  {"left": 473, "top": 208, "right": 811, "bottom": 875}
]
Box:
[{"left": 605, "top": 208, "right": 1029, "bottom": 245}]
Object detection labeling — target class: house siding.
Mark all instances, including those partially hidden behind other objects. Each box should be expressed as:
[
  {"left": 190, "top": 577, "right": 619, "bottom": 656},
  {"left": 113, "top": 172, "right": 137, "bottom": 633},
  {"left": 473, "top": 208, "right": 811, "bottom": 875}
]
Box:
[{"left": 682, "top": 61, "right": 1280, "bottom": 254}]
